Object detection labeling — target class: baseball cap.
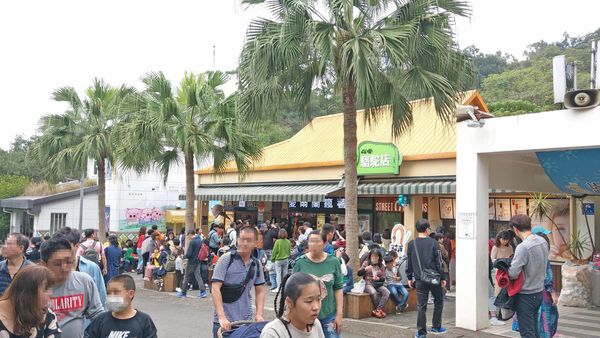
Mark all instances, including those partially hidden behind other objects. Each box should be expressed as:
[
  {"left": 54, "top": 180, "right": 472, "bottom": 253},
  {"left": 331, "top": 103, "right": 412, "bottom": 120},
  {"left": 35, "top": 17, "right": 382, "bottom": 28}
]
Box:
[{"left": 532, "top": 226, "right": 551, "bottom": 235}]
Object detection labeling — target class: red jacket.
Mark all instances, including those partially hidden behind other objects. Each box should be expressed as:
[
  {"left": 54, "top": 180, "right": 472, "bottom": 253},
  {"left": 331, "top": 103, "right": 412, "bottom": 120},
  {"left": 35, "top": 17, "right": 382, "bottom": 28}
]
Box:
[{"left": 496, "top": 269, "right": 524, "bottom": 297}]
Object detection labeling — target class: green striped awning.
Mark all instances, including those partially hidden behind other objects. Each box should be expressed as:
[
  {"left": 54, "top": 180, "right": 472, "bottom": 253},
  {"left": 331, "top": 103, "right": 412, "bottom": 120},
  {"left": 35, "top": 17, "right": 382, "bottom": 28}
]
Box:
[
  {"left": 358, "top": 180, "right": 456, "bottom": 195},
  {"left": 196, "top": 183, "right": 341, "bottom": 202}
]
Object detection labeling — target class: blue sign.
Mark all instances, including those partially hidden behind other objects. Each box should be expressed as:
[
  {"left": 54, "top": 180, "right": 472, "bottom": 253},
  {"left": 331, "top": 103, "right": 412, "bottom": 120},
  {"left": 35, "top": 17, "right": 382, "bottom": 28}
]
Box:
[
  {"left": 398, "top": 195, "right": 410, "bottom": 206},
  {"left": 536, "top": 148, "right": 600, "bottom": 195},
  {"left": 583, "top": 203, "right": 595, "bottom": 215}
]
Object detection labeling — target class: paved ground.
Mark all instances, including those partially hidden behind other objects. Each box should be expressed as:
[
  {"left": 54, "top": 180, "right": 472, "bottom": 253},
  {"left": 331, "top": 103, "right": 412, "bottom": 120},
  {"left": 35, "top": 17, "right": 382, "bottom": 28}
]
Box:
[{"left": 131, "top": 273, "right": 506, "bottom": 337}]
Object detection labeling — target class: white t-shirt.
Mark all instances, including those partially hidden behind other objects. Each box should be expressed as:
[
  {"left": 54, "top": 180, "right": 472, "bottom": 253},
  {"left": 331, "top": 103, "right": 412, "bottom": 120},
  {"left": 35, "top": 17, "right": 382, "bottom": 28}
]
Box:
[
  {"left": 260, "top": 318, "right": 325, "bottom": 338},
  {"left": 175, "top": 256, "right": 183, "bottom": 271}
]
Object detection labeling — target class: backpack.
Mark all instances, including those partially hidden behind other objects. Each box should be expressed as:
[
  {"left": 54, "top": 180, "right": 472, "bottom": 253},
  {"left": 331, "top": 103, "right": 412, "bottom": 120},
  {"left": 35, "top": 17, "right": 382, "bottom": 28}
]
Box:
[
  {"left": 198, "top": 243, "right": 209, "bottom": 262},
  {"left": 80, "top": 241, "right": 100, "bottom": 265},
  {"left": 164, "top": 254, "right": 176, "bottom": 272}
]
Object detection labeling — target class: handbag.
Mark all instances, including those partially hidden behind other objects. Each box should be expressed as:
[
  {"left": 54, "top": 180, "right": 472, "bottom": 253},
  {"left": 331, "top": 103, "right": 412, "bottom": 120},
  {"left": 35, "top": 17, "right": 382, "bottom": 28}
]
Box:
[
  {"left": 220, "top": 252, "right": 258, "bottom": 303},
  {"left": 414, "top": 239, "right": 441, "bottom": 285}
]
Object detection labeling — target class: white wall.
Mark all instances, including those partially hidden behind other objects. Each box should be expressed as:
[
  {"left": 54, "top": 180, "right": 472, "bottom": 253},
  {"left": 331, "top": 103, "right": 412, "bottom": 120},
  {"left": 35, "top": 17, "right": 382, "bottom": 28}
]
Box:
[
  {"left": 456, "top": 106, "right": 600, "bottom": 331},
  {"left": 35, "top": 192, "right": 98, "bottom": 233},
  {"left": 87, "top": 159, "right": 187, "bottom": 232}
]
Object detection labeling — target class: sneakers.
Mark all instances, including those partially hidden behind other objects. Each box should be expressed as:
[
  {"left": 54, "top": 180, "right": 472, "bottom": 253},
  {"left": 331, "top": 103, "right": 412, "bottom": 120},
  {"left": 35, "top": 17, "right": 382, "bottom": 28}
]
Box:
[
  {"left": 176, "top": 292, "right": 187, "bottom": 298},
  {"left": 396, "top": 304, "right": 408, "bottom": 314},
  {"left": 371, "top": 309, "right": 386, "bottom": 318},
  {"left": 175, "top": 287, "right": 182, "bottom": 293},
  {"left": 414, "top": 333, "right": 426, "bottom": 338},
  {"left": 430, "top": 327, "right": 447, "bottom": 334},
  {"left": 489, "top": 318, "right": 505, "bottom": 326},
  {"left": 199, "top": 290, "right": 208, "bottom": 298},
  {"left": 270, "top": 288, "right": 279, "bottom": 293}
]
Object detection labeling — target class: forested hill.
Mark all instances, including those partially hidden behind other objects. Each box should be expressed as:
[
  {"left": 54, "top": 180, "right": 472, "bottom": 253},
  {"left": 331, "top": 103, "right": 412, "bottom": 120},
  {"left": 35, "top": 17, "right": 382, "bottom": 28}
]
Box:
[{"left": 470, "top": 28, "right": 600, "bottom": 116}]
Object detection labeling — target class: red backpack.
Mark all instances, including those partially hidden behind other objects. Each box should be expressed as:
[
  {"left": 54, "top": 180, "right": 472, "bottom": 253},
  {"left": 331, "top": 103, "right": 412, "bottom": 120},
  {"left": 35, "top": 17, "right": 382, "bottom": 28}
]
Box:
[{"left": 198, "top": 243, "right": 209, "bottom": 262}]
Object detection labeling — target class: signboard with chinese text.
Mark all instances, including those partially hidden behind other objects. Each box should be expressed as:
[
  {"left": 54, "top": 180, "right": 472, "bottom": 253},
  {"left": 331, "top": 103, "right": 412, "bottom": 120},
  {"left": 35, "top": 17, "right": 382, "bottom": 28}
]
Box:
[{"left": 357, "top": 141, "right": 401, "bottom": 176}]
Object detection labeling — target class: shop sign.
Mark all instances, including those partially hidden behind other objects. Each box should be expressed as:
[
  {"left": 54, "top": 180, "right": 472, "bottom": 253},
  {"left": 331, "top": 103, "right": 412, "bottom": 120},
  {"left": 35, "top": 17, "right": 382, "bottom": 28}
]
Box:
[
  {"left": 357, "top": 141, "right": 401, "bottom": 176},
  {"left": 375, "top": 197, "right": 403, "bottom": 212},
  {"left": 258, "top": 202, "right": 265, "bottom": 213},
  {"left": 288, "top": 198, "right": 345, "bottom": 210},
  {"left": 397, "top": 194, "right": 410, "bottom": 206},
  {"left": 536, "top": 148, "right": 600, "bottom": 195}
]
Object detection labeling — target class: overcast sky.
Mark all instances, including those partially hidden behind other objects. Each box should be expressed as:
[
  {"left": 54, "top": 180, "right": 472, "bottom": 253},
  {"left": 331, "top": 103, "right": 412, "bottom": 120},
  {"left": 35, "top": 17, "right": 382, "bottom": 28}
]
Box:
[{"left": 0, "top": 0, "right": 598, "bottom": 150}]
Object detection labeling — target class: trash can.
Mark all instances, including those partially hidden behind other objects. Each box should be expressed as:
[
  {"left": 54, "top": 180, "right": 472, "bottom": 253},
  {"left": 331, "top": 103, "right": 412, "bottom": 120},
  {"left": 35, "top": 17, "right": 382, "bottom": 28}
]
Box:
[{"left": 592, "top": 268, "right": 600, "bottom": 307}]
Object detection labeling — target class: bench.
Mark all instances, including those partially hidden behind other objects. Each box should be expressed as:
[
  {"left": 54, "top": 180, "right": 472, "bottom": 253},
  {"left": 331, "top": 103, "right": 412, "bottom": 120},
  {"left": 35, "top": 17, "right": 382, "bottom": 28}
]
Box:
[{"left": 344, "top": 288, "right": 417, "bottom": 319}]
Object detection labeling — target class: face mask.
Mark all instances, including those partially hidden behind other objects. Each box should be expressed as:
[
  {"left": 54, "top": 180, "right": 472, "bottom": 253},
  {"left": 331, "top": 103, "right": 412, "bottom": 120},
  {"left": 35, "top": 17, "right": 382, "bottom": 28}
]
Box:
[{"left": 106, "top": 295, "right": 127, "bottom": 312}]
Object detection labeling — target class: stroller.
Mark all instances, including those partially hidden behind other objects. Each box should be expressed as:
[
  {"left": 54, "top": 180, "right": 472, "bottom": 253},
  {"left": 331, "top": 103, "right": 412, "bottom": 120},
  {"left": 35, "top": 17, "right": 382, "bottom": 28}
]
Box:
[{"left": 217, "top": 320, "right": 268, "bottom": 338}]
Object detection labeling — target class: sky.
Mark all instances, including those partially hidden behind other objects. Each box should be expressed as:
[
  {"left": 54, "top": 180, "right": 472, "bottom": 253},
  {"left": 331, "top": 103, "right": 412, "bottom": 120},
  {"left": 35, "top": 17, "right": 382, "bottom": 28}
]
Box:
[{"left": 0, "top": 0, "right": 598, "bottom": 150}]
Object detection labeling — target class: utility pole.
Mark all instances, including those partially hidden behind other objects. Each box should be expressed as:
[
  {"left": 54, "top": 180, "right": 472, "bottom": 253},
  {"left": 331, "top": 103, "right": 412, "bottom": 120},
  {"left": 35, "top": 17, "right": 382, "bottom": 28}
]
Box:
[
  {"left": 79, "top": 172, "right": 84, "bottom": 230},
  {"left": 212, "top": 45, "right": 216, "bottom": 71}
]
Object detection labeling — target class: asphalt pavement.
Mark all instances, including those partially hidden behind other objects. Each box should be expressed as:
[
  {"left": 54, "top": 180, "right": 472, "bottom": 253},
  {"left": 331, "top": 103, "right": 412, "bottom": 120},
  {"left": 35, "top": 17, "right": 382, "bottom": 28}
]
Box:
[{"left": 131, "top": 273, "right": 503, "bottom": 338}]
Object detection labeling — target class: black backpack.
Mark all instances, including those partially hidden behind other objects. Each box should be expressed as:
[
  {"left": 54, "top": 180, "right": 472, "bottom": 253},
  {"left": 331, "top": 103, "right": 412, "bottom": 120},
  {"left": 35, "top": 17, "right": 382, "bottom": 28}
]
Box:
[{"left": 80, "top": 241, "right": 100, "bottom": 265}]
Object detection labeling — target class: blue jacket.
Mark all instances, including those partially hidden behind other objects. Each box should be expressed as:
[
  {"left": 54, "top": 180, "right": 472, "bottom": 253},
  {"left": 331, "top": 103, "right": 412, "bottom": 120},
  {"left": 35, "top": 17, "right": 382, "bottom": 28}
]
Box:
[
  {"left": 77, "top": 256, "right": 107, "bottom": 306},
  {"left": 0, "top": 258, "right": 32, "bottom": 296}
]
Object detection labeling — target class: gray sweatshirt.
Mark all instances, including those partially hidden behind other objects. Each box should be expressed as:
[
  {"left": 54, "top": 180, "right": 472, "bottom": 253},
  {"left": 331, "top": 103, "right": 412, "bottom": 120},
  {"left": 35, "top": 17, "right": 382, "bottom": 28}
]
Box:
[
  {"left": 50, "top": 271, "right": 104, "bottom": 338},
  {"left": 508, "top": 234, "right": 549, "bottom": 294}
]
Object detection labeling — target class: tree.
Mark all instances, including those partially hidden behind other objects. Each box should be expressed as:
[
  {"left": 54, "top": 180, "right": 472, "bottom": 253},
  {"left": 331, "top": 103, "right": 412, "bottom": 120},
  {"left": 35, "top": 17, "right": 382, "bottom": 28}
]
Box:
[
  {"left": 0, "top": 175, "right": 30, "bottom": 240},
  {"left": 463, "top": 46, "right": 515, "bottom": 88},
  {"left": 238, "top": 0, "right": 473, "bottom": 274},
  {"left": 116, "top": 71, "right": 262, "bottom": 234},
  {"left": 32, "top": 79, "right": 133, "bottom": 241}
]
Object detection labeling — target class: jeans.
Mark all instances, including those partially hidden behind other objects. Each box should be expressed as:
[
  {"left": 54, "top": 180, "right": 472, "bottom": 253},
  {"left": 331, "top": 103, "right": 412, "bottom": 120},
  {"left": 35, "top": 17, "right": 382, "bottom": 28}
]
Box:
[
  {"left": 365, "top": 283, "right": 390, "bottom": 310},
  {"left": 213, "top": 322, "right": 220, "bottom": 338},
  {"left": 141, "top": 252, "right": 150, "bottom": 277},
  {"left": 200, "top": 262, "right": 209, "bottom": 289},
  {"left": 415, "top": 280, "right": 444, "bottom": 336},
  {"left": 273, "top": 259, "right": 289, "bottom": 289},
  {"left": 388, "top": 283, "right": 409, "bottom": 307},
  {"left": 514, "top": 292, "right": 543, "bottom": 338},
  {"left": 136, "top": 248, "right": 143, "bottom": 271},
  {"left": 342, "top": 284, "right": 354, "bottom": 294},
  {"left": 181, "top": 263, "right": 205, "bottom": 295},
  {"left": 320, "top": 314, "right": 340, "bottom": 338}
]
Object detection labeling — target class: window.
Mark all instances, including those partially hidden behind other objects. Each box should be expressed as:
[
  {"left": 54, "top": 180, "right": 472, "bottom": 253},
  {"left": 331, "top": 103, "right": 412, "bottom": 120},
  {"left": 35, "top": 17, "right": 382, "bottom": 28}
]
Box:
[{"left": 50, "top": 213, "right": 67, "bottom": 234}]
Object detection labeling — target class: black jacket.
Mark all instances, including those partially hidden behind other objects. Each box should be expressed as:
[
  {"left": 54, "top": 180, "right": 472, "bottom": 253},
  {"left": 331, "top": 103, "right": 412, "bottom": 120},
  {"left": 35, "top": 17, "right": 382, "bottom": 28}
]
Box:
[
  {"left": 185, "top": 236, "right": 202, "bottom": 264},
  {"left": 406, "top": 237, "right": 445, "bottom": 281},
  {"left": 263, "top": 228, "right": 279, "bottom": 250}
]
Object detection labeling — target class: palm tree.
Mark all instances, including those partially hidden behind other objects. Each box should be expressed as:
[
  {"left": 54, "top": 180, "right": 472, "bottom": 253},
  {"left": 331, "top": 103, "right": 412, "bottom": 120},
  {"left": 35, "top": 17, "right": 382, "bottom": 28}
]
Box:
[
  {"left": 238, "top": 0, "right": 474, "bottom": 271},
  {"left": 116, "top": 71, "right": 262, "bottom": 234},
  {"left": 32, "top": 79, "right": 133, "bottom": 241}
]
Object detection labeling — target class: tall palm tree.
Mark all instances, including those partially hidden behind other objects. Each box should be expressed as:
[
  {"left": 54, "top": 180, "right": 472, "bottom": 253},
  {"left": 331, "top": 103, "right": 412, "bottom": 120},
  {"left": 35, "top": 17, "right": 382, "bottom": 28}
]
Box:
[
  {"left": 117, "top": 71, "right": 262, "bottom": 234},
  {"left": 32, "top": 79, "right": 133, "bottom": 241},
  {"left": 238, "top": 0, "right": 474, "bottom": 271}
]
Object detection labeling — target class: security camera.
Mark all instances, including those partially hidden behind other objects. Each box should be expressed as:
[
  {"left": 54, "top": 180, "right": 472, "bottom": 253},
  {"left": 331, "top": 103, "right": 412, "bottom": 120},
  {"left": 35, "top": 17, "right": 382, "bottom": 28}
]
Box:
[
  {"left": 564, "top": 89, "right": 600, "bottom": 109},
  {"left": 456, "top": 105, "right": 490, "bottom": 127},
  {"left": 467, "top": 119, "right": 485, "bottom": 128}
]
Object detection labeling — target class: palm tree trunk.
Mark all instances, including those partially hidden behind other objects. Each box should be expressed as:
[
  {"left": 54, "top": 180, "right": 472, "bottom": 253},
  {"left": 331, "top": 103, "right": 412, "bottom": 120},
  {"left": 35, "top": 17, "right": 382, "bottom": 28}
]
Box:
[
  {"left": 97, "top": 158, "right": 107, "bottom": 242},
  {"left": 184, "top": 150, "right": 195, "bottom": 234},
  {"left": 342, "top": 81, "right": 359, "bottom": 274}
]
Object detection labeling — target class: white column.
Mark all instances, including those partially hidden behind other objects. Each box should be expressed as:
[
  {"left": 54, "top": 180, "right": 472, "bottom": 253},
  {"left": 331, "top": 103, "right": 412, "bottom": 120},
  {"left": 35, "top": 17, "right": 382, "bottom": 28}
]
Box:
[{"left": 455, "top": 150, "right": 490, "bottom": 331}]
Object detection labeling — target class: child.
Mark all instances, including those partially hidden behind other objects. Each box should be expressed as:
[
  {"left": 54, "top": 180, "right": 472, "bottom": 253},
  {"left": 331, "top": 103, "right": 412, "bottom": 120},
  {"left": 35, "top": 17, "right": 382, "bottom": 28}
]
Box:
[
  {"left": 85, "top": 274, "right": 157, "bottom": 338},
  {"left": 175, "top": 248, "right": 184, "bottom": 293},
  {"left": 336, "top": 249, "right": 353, "bottom": 294},
  {"left": 123, "top": 240, "right": 135, "bottom": 272},
  {"left": 384, "top": 255, "right": 409, "bottom": 313},
  {"left": 357, "top": 248, "right": 390, "bottom": 318},
  {"left": 261, "top": 272, "right": 325, "bottom": 338}
]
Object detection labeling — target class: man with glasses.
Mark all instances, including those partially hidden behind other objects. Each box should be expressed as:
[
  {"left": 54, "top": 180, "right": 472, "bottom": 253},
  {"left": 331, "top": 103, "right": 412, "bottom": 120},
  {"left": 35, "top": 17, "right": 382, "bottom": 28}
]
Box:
[
  {"left": 0, "top": 233, "right": 32, "bottom": 295},
  {"left": 41, "top": 237, "right": 103, "bottom": 338}
]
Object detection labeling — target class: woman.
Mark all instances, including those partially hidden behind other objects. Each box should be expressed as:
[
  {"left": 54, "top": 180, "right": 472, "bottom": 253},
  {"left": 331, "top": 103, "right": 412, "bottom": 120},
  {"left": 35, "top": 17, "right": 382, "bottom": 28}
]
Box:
[
  {"left": 136, "top": 226, "right": 147, "bottom": 274},
  {"left": 104, "top": 234, "right": 122, "bottom": 284},
  {"left": 491, "top": 231, "right": 514, "bottom": 263},
  {"left": 271, "top": 229, "right": 292, "bottom": 293},
  {"left": 292, "top": 230, "right": 343, "bottom": 338},
  {"left": 261, "top": 272, "right": 325, "bottom": 338},
  {"left": 357, "top": 249, "right": 390, "bottom": 318},
  {"left": 0, "top": 265, "right": 61, "bottom": 337}
]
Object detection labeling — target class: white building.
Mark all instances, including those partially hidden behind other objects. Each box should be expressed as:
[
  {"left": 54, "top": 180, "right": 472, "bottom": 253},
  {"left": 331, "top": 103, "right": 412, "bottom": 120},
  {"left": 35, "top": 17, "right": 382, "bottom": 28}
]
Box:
[{"left": 1, "top": 161, "right": 187, "bottom": 237}]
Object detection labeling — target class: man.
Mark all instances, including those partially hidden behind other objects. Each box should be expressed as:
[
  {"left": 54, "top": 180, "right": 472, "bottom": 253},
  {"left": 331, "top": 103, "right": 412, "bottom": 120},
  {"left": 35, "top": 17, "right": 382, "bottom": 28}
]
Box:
[
  {"left": 208, "top": 224, "right": 224, "bottom": 255},
  {"left": 407, "top": 219, "right": 447, "bottom": 337},
  {"left": 77, "top": 229, "right": 108, "bottom": 276},
  {"left": 55, "top": 227, "right": 107, "bottom": 307},
  {"left": 41, "top": 237, "right": 104, "bottom": 338},
  {"left": 0, "top": 233, "right": 33, "bottom": 295},
  {"left": 211, "top": 225, "right": 265, "bottom": 338},
  {"left": 322, "top": 223, "right": 336, "bottom": 255},
  {"left": 508, "top": 214, "right": 548, "bottom": 338},
  {"left": 177, "top": 230, "right": 207, "bottom": 298},
  {"left": 25, "top": 236, "right": 42, "bottom": 263},
  {"left": 85, "top": 274, "right": 157, "bottom": 338}
]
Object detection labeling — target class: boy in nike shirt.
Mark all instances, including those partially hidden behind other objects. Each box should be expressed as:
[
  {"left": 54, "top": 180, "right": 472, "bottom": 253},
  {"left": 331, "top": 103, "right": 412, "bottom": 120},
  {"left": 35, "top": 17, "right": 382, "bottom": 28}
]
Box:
[{"left": 85, "top": 274, "right": 157, "bottom": 338}]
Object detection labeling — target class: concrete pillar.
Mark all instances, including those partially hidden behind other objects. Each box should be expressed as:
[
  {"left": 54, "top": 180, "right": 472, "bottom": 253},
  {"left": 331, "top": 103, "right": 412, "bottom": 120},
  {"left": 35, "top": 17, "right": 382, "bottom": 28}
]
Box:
[{"left": 455, "top": 151, "right": 490, "bottom": 331}]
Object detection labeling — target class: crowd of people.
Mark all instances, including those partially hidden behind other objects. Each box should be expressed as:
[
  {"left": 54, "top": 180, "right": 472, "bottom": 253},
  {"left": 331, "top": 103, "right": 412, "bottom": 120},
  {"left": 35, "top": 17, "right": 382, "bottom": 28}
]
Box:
[
  {"left": 0, "top": 229, "right": 157, "bottom": 338},
  {"left": 0, "top": 211, "right": 561, "bottom": 338}
]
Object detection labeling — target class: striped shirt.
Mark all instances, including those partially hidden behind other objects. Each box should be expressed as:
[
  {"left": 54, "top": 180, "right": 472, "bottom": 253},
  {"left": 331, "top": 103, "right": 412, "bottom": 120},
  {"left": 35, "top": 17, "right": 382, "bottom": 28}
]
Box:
[{"left": 0, "top": 258, "right": 33, "bottom": 295}]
